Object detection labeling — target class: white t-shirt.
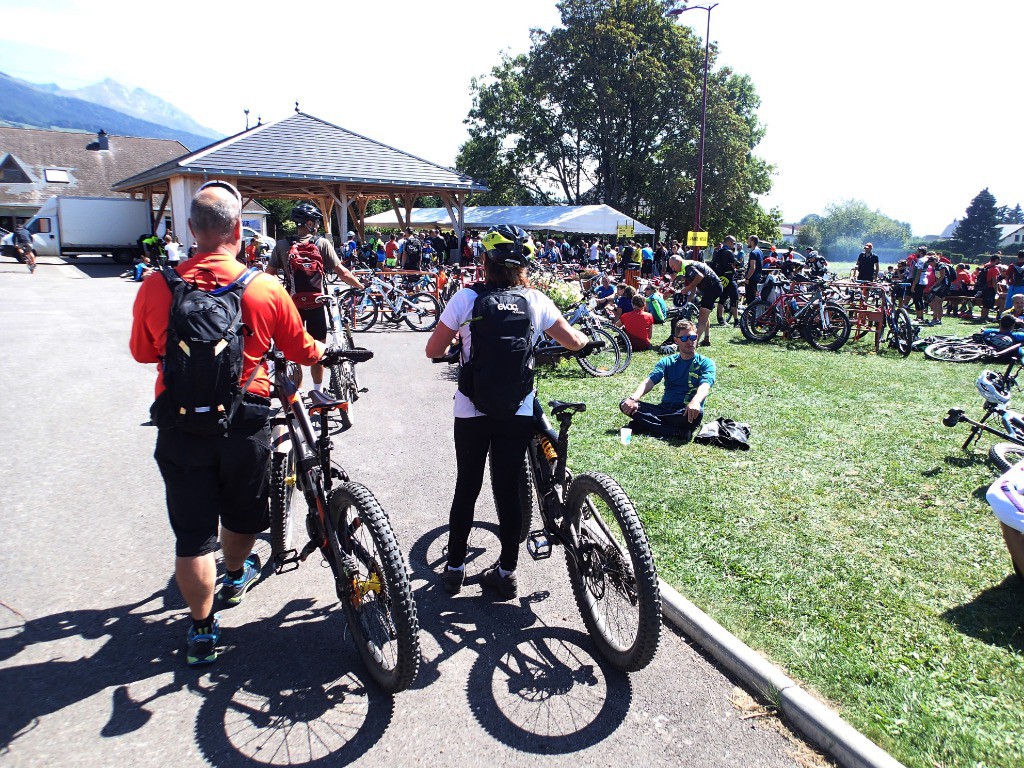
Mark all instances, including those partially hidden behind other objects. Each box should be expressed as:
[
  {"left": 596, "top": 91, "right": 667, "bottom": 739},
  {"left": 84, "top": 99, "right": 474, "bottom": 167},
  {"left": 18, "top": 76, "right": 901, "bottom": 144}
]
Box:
[
  {"left": 439, "top": 286, "right": 562, "bottom": 418},
  {"left": 165, "top": 241, "right": 181, "bottom": 263},
  {"left": 589, "top": 242, "right": 599, "bottom": 262}
]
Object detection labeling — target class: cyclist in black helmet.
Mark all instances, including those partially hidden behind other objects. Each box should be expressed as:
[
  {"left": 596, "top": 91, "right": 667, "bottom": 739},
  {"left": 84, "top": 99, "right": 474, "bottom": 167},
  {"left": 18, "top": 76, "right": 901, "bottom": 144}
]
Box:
[
  {"left": 425, "top": 225, "right": 588, "bottom": 600},
  {"left": 267, "top": 203, "right": 364, "bottom": 393}
]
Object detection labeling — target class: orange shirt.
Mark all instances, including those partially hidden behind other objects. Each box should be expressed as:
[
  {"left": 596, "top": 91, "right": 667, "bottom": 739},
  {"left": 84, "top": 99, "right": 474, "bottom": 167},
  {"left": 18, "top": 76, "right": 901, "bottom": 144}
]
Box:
[{"left": 130, "top": 250, "right": 323, "bottom": 399}]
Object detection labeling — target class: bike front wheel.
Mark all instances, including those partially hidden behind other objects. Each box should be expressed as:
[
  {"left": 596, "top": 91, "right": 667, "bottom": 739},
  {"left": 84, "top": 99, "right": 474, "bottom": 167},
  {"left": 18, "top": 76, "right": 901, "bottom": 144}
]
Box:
[
  {"left": 989, "top": 442, "right": 1024, "bottom": 473},
  {"left": 598, "top": 321, "right": 633, "bottom": 374},
  {"left": 577, "top": 327, "right": 622, "bottom": 377},
  {"left": 564, "top": 472, "right": 660, "bottom": 672},
  {"left": 269, "top": 450, "right": 297, "bottom": 558},
  {"left": 402, "top": 292, "right": 441, "bottom": 331},
  {"left": 345, "top": 292, "right": 379, "bottom": 332},
  {"left": 328, "top": 482, "right": 420, "bottom": 693},
  {"left": 800, "top": 302, "right": 851, "bottom": 351},
  {"left": 893, "top": 307, "right": 914, "bottom": 357}
]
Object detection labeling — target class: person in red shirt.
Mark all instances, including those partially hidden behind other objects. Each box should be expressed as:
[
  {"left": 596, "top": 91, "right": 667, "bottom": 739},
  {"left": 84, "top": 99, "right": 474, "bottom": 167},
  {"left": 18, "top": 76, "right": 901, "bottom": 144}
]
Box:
[
  {"left": 617, "top": 294, "right": 654, "bottom": 350},
  {"left": 130, "top": 181, "right": 327, "bottom": 666}
]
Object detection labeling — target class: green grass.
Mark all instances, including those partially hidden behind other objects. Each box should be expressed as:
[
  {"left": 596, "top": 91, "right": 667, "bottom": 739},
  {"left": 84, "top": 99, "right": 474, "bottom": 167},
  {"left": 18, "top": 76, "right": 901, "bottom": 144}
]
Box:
[{"left": 536, "top": 318, "right": 1024, "bottom": 768}]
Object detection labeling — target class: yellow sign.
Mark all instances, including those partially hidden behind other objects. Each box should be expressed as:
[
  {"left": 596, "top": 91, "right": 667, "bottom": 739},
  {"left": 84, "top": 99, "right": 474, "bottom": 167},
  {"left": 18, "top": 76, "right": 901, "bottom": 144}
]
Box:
[
  {"left": 686, "top": 231, "right": 709, "bottom": 247},
  {"left": 616, "top": 223, "right": 634, "bottom": 238}
]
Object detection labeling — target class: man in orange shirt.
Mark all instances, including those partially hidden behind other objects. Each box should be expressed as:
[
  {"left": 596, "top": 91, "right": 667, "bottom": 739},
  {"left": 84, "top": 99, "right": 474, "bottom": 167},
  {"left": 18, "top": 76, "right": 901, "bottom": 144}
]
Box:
[{"left": 131, "top": 181, "right": 327, "bottom": 666}]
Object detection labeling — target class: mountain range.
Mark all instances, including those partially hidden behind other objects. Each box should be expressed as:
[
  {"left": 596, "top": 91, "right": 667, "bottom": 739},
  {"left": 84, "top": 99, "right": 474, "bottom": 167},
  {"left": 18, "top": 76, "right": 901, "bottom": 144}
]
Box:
[{"left": 0, "top": 72, "right": 223, "bottom": 151}]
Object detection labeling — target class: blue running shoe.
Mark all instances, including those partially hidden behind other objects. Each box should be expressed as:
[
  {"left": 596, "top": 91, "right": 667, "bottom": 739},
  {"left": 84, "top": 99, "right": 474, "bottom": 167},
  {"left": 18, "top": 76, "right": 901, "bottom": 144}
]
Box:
[
  {"left": 219, "top": 554, "right": 262, "bottom": 605},
  {"left": 186, "top": 615, "right": 221, "bottom": 667}
]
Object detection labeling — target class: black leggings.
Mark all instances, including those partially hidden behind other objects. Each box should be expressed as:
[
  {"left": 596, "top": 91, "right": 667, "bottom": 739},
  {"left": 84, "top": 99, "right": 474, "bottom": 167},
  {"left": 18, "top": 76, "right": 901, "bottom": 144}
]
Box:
[{"left": 447, "top": 415, "right": 533, "bottom": 571}]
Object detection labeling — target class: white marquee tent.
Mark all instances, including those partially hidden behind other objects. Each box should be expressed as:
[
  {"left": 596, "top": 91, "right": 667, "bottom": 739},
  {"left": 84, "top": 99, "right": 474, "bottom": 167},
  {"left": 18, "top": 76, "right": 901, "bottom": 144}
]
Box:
[{"left": 362, "top": 204, "right": 653, "bottom": 235}]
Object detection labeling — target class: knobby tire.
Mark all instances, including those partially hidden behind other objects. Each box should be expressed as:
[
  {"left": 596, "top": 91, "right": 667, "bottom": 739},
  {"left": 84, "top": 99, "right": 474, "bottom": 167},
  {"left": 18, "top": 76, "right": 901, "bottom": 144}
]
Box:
[
  {"left": 989, "top": 442, "right": 1024, "bottom": 473},
  {"left": 577, "top": 327, "right": 622, "bottom": 377},
  {"left": 270, "top": 451, "right": 296, "bottom": 557},
  {"left": 739, "top": 300, "right": 780, "bottom": 343},
  {"left": 328, "top": 482, "right": 420, "bottom": 693},
  {"left": 801, "top": 302, "right": 851, "bottom": 352},
  {"left": 564, "top": 472, "right": 660, "bottom": 672}
]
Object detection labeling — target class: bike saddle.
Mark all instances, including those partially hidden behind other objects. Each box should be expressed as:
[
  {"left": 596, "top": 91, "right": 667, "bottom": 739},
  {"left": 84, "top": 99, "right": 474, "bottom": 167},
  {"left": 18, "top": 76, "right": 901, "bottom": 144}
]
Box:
[
  {"left": 307, "top": 389, "right": 349, "bottom": 413},
  {"left": 549, "top": 400, "right": 586, "bottom": 416}
]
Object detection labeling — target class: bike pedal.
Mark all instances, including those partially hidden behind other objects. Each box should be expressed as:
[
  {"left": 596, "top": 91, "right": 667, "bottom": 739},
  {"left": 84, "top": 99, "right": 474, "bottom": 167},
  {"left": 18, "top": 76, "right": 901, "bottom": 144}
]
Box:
[
  {"left": 526, "top": 529, "right": 553, "bottom": 560},
  {"left": 274, "top": 550, "right": 301, "bottom": 574}
]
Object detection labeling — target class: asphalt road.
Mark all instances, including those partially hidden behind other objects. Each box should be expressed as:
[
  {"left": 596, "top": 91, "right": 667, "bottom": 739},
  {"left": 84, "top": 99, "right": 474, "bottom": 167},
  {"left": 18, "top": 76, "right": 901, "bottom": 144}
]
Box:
[{"left": 0, "top": 255, "right": 817, "bottom": 767}]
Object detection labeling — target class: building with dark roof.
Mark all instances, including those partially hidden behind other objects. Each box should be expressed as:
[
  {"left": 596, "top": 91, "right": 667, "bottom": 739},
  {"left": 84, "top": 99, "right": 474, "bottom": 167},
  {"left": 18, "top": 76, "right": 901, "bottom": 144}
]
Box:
[
  {"left": 114, "top": 111, "right": 488, "bottom": 242},
  {"left": 0, "top": 126, "right": 269, "bottom": 235}
]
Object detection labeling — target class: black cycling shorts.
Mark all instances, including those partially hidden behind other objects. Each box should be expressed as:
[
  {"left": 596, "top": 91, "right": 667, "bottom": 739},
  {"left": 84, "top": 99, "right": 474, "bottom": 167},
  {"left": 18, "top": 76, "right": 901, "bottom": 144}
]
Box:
[
  {"left": 929, "top": 283, "right": 949, "bottom": 299},
  {"left": 298, "top": 306, "right": 328, "bottom": 342},
  {"left": 154, "top": 423, "right": 272, "bottom": 557},
  {"left": 699, "top": 283, "right": 722, "bottom": 310}
]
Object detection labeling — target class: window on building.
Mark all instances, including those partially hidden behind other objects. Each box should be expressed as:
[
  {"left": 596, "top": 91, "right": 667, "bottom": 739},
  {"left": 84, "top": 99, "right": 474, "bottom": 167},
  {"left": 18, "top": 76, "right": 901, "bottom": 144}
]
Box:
[
  {"left": 0, "top": 156, "right": 31, "bottom": 183},
  {"left": 43, "top": 168, "right": 70, "bottom": 183}
]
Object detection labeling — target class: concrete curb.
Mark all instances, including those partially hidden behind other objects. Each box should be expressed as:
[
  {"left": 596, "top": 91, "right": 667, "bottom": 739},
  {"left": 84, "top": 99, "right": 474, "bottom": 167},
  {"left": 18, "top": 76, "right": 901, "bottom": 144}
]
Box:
[{"left": 659, "top": 579, "right": 906, "bottom": 768}]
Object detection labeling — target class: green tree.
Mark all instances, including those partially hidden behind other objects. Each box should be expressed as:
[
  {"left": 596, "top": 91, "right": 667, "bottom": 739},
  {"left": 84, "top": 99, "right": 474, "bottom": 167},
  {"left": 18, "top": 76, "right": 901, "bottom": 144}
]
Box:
[
  {"left": 953, "top": 188, "right": 1002, "bottom": 258},
  {"left": 454, "top": 0, "right": 776, "bottom": 243},
  {"left": 996, "top": 203, "right": 1024, "bottom": 225},
  {"left": 810, "top": 200, "right": 911, "bottom": 259}
]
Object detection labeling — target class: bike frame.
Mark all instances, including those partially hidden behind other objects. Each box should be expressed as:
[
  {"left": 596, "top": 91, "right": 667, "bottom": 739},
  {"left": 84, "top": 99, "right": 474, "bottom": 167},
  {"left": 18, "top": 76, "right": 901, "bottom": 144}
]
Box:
[
  {"left": 269, "top": 350, "right": 353, "bottom": 570},
  {"left": 523, "top": 400, "right": 624, "bottom": 569}
]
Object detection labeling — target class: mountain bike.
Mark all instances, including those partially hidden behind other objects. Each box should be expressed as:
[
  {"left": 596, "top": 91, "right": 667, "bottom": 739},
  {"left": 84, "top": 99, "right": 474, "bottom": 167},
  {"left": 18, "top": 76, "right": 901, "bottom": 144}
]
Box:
[
  {"left": 878, "top": 286, "right": 915, "bottom": 357},
  {"left": 740, "top": 276, "right": 851, "bottom": 351},
  {"left": 267, "top": 346, "right": 420, "bottom": 693},
  {"left": 564, "top": 299, "right": 632, "bottom": 375},
  {"left": 343, "top": 275, "right": 440, "bottom": 332},
  {"left": 316, "top": 288, "right": 363, "bottom": 429},
  {"left": 924, "top": 334, "right": 1021, "bottom": 363},
  {"left": 517, "top": 370, "right": 661, "bottom": 672},
  {"left": 943, "top": 346, "right": 1024, "bottom": 450}
]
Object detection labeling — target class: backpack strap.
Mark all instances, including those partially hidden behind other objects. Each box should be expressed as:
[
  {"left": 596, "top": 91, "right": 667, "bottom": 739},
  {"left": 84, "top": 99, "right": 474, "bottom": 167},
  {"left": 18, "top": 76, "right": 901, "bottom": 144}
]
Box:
[{"left": 218, "top": 267, "right": 262, "bottom": 426}]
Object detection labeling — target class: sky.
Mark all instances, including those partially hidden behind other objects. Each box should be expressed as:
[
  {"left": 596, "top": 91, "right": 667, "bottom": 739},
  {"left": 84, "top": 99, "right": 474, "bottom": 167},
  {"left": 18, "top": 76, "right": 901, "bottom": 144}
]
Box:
[{"left": 0, "top": 0, "right": 1019, "bottom": 237}]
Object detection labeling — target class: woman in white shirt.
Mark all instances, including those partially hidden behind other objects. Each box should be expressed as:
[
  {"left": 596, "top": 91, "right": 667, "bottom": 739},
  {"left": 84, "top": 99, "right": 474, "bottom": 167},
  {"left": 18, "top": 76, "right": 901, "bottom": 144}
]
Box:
[{"left": 425, "top": 225, "right": 587, "bottom": 599}]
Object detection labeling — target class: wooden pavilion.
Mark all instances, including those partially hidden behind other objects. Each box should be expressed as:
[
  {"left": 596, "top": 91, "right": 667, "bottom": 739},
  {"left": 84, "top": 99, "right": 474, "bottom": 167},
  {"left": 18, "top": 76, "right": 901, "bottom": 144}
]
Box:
[{"left": 112, "top": 111, "right": 487, "bottom": 243}]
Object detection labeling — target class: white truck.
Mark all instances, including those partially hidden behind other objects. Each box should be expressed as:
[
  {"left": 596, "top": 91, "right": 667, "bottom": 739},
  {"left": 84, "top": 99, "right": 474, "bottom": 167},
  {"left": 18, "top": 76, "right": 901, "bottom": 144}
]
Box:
[{"left": 1, "top": 196, "right": 152, "bottom": 264}]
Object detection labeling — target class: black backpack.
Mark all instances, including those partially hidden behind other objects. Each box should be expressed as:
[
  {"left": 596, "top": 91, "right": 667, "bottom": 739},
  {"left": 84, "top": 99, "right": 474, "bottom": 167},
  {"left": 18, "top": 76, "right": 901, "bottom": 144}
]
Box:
[
  {"left": 457, "top": 284, "right": 536, "bottom": 417},
  {"left": 404, "top": 236, "right": 423, "bottom": 264},
  {"left": 159, "top": 266, "right": 260, "bottom": 435}
]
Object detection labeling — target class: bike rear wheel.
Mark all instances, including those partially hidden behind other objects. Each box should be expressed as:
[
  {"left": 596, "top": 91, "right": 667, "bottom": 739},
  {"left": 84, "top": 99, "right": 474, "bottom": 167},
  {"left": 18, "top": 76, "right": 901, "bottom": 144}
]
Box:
[
  {"left": 989, "top": 442, "right": 1024, "bottom": 473},
  {"left": 739, "top": 300, "right": 780, "bottom": 342},
  {"left": 328, "top": 482, "right": 420, "bottom": 693},
  {"left": 269, "top": 450, "right": 297, "bottom": 558},
  {"left": 490, "top": 448, "right": 535, "bottom": 543},
  {"left": 564, "top": 472, "right": 660, "bottom": 672},
  {"left": 577, "top": 327, "right": 622, "bottom": 377},
  {"left": 403, "top": 292, "right": 441, "bottom": 331}
]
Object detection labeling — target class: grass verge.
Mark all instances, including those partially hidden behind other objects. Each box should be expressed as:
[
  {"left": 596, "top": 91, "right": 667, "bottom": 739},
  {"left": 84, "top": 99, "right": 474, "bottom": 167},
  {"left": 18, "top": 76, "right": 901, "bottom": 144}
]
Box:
[{"left": 536, "top": 316, "right": 1024, "bottom": 768}]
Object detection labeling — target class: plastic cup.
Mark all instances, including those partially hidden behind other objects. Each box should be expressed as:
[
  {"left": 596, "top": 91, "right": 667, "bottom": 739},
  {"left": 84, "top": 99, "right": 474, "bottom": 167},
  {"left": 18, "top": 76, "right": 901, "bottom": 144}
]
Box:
[{"left": 620, "top": 427, "right": 632, "bottom": 446}]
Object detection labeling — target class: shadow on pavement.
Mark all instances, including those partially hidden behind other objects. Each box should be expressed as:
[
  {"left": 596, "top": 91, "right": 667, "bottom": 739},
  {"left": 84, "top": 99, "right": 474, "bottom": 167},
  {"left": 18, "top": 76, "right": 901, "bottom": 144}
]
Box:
[
  {"left": 941, "top": 575, "right": 1024, "bottom": 654},
  {"left": 0, "top": 584, "right": 392, "bottom": 768},
  {"left": 408, "top": 523, "right": 633, "bottom": 753}
]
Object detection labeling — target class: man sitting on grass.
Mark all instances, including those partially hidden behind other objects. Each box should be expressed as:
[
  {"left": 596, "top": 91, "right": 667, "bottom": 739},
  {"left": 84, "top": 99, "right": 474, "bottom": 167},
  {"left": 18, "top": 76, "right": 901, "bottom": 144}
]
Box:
[{"left": 619, "top": 319, "right": 715, "bottom": 440}]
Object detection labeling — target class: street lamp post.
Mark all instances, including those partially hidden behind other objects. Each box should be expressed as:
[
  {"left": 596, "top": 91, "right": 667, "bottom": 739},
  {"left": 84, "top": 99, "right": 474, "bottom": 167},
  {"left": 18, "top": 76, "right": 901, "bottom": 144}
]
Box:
[{"left": 667, "top": 2, "right": 718, "bottom": 259}]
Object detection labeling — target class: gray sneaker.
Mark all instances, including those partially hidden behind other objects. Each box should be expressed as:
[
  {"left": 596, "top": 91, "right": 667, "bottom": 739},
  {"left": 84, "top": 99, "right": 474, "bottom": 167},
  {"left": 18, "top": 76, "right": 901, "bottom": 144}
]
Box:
[
  {"left": 442, "top": 567, "right": 465, "bottom": 595},
  {"left": 480, "top": 564, "right": 518, "bottom": 600}
]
